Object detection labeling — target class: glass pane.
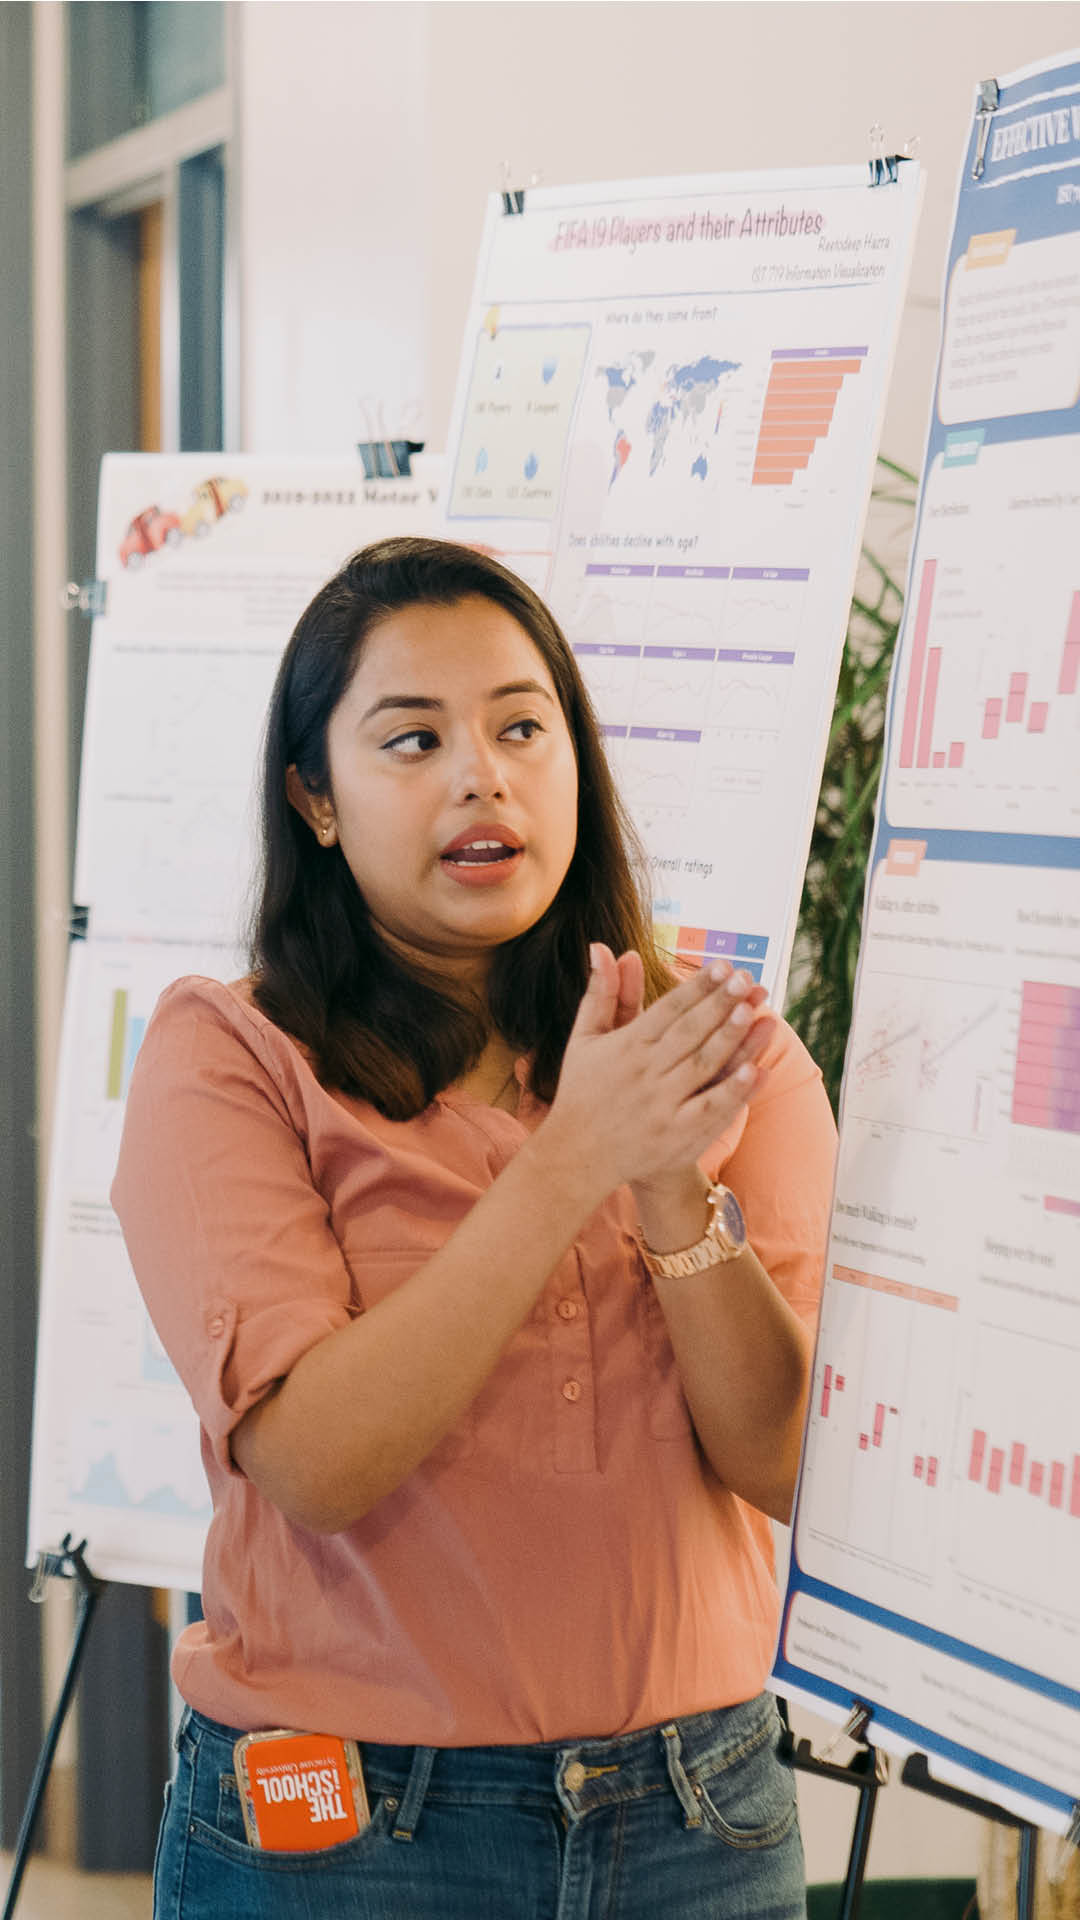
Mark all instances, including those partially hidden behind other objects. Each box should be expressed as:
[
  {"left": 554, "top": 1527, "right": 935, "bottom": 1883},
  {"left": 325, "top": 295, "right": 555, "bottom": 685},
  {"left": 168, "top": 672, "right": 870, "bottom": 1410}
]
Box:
[
  {"left": 179, "top": 147, "right": 225, "bottom": 453},
  {"left": 68, "top": 1, "right": 224, "bottom": 159},
  {"left": 137, "top": 2, "right": 225, "bottom": 123}
]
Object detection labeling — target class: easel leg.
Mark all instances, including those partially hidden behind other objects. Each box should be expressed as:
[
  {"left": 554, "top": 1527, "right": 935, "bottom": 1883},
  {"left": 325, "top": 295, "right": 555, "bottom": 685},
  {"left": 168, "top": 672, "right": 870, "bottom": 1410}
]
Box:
[
  {"left": 2, "top": 1540, "right": 103, "bottom": 1920},
  {"left": 1016, "top": 1824, "right": 1038, "bottom": 1920},
  {"left": 836, "top": 1773, "right": 879, "bottom": 1920}
]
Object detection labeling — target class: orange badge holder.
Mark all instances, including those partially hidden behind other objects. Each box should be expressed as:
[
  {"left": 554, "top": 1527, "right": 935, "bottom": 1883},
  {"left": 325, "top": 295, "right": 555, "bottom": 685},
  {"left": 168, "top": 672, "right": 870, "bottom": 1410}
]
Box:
[{"left": 233, "top": 1729, "right": 370, "bottom": 1851}]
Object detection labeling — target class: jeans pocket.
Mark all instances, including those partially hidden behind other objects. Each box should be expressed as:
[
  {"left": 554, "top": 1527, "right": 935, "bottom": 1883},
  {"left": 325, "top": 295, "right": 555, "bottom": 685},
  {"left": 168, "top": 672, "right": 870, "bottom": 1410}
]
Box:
[
  {"left": 188, "top": 1788, "right": 393, "bottom": 1872},
  {"left": 688, "top": 1710, "right": 799, "bottom": 1851}
]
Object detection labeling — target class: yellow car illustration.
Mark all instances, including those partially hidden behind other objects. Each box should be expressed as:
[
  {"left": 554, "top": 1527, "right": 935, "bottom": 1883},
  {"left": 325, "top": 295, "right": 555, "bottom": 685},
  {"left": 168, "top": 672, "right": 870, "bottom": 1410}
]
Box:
[{"left": 181, "top": 474, "right": 249, "bottom": 538}]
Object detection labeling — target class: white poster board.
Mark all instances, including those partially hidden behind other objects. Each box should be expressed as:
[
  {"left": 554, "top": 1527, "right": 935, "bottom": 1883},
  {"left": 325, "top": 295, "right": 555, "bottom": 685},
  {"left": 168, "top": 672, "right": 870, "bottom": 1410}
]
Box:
[
  {"left": 440, "top": 164, "right": 922, "bottom": 997},
  {"left": 28, "top": 456, "right": 441, "bottom": 1589}
]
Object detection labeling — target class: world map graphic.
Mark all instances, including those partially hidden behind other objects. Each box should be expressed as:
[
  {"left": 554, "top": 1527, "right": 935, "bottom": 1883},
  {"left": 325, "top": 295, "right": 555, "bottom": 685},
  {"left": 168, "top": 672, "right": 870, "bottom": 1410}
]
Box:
[{"left": 597, "top": 352, "right": 741, "bottom": 489}]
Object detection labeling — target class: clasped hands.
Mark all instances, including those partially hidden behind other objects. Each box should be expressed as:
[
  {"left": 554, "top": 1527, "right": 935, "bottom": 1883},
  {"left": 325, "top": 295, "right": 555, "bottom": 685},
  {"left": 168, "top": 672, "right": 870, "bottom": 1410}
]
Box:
[{"left": 546, "top": 942, "right": 775, "bottom": 1203}]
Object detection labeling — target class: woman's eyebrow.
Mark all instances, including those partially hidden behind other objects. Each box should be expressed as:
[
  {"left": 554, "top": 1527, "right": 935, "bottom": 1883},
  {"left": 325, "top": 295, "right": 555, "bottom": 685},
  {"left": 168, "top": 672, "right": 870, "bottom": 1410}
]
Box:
[{"left": 360, "top": 681, "right": 555, "bottom": 724}]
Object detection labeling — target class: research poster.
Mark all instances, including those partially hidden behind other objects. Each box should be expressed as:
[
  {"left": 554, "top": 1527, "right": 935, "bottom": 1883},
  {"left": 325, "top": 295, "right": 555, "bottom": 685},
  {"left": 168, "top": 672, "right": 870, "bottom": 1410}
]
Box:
[
  {"left": 441, "top": 164, "right": 922, "bottom": 995},
  {"left": 76, "top": 454, "right": 442, "bottom": 947},
  {"left": 776, "top": 51, "right": 1080, "bottom": 1833},
  {"left": 28, "top": 458, "right": 440, "bottom": 1588}
]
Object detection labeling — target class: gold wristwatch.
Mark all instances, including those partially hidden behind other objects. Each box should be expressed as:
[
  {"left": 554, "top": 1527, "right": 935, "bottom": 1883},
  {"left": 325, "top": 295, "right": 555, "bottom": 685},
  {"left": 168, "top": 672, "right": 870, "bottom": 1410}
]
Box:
[{"left": 637, "top": 1182, "right": 747, "bottom": 1279}]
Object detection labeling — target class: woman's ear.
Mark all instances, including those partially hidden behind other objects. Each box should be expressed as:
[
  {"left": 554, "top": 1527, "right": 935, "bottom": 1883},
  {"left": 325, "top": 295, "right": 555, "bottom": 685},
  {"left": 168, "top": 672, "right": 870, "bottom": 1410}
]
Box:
[{"left": 285, "top": 765, "right": 338, "bottom": 846}]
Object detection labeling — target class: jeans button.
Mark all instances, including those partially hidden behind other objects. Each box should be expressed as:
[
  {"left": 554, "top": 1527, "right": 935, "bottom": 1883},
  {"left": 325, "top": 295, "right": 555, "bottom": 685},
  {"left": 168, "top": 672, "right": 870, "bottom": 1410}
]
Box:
[{"left": 564, "top": 1761, "right": 586, "bottom": 1792}]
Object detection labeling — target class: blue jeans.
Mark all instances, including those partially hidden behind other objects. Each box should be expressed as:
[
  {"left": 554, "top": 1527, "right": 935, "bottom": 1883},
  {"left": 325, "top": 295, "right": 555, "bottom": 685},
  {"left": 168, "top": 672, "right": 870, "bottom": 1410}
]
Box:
[{"left": 155, "top": 1694, "right": 805, "bottom": 1918}]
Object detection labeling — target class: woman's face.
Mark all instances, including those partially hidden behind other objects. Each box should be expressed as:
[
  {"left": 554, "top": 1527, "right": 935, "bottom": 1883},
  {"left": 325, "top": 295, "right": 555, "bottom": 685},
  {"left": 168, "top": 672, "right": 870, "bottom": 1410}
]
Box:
[{"left": 289, "top": 595, "right": 579, "bottom": 986}]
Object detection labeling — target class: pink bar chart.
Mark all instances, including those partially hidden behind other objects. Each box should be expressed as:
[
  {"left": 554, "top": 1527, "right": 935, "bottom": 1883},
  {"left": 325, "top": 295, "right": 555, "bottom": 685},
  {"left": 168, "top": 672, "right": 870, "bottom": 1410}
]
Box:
[
  {"left": 1012, "top": 981, "right": 1080, "bottom": 1135},
  {"left": 970, "top": 1433, "right": 1080, "bottom": 1517},
  {"left": 898, "top": 573, "right": 1080, "bottom": 773}
]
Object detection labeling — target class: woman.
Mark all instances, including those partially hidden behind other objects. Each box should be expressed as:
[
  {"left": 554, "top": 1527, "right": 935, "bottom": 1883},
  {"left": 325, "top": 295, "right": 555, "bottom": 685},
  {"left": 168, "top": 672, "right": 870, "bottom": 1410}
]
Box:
[{"left": 113, "top": 536, "right": 836, "bottom": 1919}]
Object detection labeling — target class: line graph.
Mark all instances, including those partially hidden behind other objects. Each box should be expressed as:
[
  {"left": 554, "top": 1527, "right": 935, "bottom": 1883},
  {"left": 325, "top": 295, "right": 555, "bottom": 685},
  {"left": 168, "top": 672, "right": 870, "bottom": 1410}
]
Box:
[
  {"left": 645, "top": 583, "right": 725, "bottom": 652},
  {"left": 708, "top": 662, "right": 791, "bottom": 730},
  {"left": 573, "top": 643, "right": 641, "bottom": 730},
  {"left": 621, "top": 729, "right": 697, "bottom": 811},
  {"left": 720, "top": 568, "right": 808, "bottom": 655},
  {"left": 636, "top": 647, "right": 716, "bottom": 730},
  {"left": 848, "top": 973, "right": 1002, "bottom": 1142},
  {"left": 567, "top": 582, "right": 647, "bottom": 650}
]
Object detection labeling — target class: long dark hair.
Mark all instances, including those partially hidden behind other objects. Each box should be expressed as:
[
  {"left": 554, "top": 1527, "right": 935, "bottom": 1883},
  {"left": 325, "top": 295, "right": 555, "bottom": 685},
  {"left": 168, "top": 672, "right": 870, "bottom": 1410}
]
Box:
[{"left": 250, "top": 537, "right": 672, "bottom": 1119}]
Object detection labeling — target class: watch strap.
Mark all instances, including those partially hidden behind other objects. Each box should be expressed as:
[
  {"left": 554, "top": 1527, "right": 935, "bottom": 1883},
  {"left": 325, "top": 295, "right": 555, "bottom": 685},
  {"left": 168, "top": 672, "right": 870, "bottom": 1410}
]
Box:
[{"left": 637, "top": 1183, "right": 746, "bottom": 1280}]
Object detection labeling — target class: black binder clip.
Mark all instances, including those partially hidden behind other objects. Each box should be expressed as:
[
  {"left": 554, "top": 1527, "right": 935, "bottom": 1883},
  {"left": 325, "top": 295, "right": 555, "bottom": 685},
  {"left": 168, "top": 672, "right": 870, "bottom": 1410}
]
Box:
[
  {"left": 68, "top": 904, "right": 89, "bottom": 940},
  {"left": 972, "top": 78, "right": 1000, "bottom": 180},
  {"left": 356, "top": 398, "right": 423, "bottom": 480},
  {"left": 813, "top": 1701, "right": 890, "bottom": 1784},
  {"left": 356, "top": 441, "right": 423, "bottom": 480},
  {"left": 61, "top": 578, "right": 107, "bottom": 618},
  {"left": 869, "top": 126, "right": 919, "bottom": 187},
  {"left": 499, "top": 162, "right": 541, "bottom": 216}
]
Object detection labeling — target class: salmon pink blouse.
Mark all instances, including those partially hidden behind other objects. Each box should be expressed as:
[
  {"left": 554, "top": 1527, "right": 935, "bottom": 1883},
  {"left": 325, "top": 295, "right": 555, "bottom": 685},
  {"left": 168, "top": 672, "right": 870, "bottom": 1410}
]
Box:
[{"left": 112, "top": 975, "right": 835, "bottom": 1745}]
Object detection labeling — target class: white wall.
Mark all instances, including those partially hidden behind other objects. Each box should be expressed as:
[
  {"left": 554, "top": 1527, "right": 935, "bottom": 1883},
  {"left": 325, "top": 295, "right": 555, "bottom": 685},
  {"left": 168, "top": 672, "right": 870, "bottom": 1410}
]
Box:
[{"left": 236, "top": 1, "right": 430, "bottom": 451}]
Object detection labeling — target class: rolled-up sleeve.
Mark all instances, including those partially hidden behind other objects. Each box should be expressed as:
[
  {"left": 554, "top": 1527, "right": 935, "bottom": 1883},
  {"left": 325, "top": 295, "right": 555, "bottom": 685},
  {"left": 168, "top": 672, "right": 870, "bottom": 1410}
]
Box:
[
  {"left": 111, "top": 978, "right": 357, "bottom": 1473},
  {"left": 709, "top": 1020, "right": 837, "bottom": 1330}
]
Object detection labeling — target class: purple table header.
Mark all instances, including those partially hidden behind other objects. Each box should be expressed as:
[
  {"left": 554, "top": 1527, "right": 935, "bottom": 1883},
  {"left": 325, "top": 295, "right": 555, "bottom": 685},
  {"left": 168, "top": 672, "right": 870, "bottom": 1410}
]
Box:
[
  {"left": 771, "top": 347, "right": 868, "bottom": 360},
  {"left": 716, "top": 648, "right": 795, "bottom": 666},
  {"left": 655, "top": 564, "right": 731, "bottom": 580},
  {"left": 629, "top": 727, "right": 701, "bottom": 744},
  {"left": 643, "top": 646, "right": 714, "bottom": 662},
  {"left": 732, "top": 566, "right": 810, "bottom": 582},
  {"left": 585, "top": 562, "right": 655, "bottom": 578},
  {"left": 573, "top": 643, "right": 640, "bottom": 658}
]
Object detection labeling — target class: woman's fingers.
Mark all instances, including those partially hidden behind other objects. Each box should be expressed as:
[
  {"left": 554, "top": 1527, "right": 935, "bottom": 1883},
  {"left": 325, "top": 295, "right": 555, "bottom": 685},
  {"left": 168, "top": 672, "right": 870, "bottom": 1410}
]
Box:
[
  {"left": 650, "top": 966, "right": 762, "bottom": 1077},
  {"left": 702, "top": 1009, "right": 777, "bottom": 1086},
  {"left": 614, "top": 950, "right": 644, "bottom": 1028},
  {"left": 567, "top": 944, "right": 622, "bottom": 1041},
  {"left": 671, "top": 1006, "right": 777, "bottom": 1103}
]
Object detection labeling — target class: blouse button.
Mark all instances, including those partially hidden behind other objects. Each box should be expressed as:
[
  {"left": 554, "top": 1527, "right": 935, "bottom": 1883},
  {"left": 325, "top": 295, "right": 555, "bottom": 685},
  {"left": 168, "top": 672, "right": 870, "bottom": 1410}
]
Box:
[
  {"left": 561, "top": 1378, "right": 583, "bottom": 1403},
  {"left": 556, "top": 1299, "right": 578, "bottom": 1321}
]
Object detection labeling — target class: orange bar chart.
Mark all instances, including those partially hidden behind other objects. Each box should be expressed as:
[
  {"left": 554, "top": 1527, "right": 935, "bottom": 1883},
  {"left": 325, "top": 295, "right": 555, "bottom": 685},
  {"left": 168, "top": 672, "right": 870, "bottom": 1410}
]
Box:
[{"left": 752, "top": 347, "right": 867, "bottom": 486}]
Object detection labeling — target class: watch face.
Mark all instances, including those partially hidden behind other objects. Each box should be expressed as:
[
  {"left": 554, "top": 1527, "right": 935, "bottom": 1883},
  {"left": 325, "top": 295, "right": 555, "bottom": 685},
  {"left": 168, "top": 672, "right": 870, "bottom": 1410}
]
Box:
[{"left": 719, "top": 1188, "right": 746, "bottom": 1248}]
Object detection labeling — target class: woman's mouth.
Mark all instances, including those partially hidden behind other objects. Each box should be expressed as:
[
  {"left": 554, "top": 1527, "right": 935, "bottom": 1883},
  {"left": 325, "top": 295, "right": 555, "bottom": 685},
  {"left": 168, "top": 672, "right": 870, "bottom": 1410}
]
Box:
[{"left": 439, "top": 830, "right": 524, "bottom": 886}]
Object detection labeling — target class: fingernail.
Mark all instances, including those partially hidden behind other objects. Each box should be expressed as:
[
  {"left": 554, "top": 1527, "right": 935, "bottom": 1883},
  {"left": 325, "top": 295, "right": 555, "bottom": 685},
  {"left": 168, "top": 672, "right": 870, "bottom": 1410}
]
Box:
[
  {"left": 707, "top": 960, "right": 732, "bottom": 985},
  {"left": 730, "top": 1002, "right": 752, "bottom": 1029},
  {"left": 589, "top": 943, "right": 601, "bottom": 971},
  {"left": 725, "top": 971, "right": 751, "bottom": 998},
  {"left": 735, "top": 1063, "right": 756, "bottom": 1084}
]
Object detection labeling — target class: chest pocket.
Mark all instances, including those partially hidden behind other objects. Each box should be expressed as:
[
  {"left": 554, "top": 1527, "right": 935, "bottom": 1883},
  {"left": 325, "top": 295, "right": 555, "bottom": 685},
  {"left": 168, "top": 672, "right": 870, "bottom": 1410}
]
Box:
[{"left": 337, "top": 1242, "right": 475, "bottom": 1468}]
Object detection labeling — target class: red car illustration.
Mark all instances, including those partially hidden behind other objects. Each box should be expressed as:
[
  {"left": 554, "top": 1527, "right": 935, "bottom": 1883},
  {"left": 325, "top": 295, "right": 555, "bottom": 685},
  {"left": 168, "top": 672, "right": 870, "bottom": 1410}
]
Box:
[{"left": 119, "top": 506, "right": 182, "bottom": 569}]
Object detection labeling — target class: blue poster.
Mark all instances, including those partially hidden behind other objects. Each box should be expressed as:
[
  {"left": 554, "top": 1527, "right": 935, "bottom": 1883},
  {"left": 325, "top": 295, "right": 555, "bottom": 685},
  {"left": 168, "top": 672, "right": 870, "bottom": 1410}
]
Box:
[{"left": 776, "top": 50, "right": 1080, "bottom": 1834}]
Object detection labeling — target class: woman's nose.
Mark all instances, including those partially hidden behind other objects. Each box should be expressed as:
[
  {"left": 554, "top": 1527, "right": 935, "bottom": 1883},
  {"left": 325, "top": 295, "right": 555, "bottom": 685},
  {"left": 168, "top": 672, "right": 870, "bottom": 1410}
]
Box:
[{"left": 452, "top": 733, "right": 506, "bottom": 803}]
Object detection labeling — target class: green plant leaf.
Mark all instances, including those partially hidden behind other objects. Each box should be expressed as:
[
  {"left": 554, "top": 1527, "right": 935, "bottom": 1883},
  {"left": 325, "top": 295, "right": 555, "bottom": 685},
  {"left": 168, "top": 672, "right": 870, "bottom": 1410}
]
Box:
[{"left": 785, "top": 456, "right": 917, "bottom": 1113}]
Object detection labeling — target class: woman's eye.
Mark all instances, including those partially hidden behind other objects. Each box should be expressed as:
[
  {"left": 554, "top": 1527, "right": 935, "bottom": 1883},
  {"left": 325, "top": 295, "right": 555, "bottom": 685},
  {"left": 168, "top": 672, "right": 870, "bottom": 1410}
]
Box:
[
  {"left": 385, "top": 728, "right": 439, "bottom": 757},
  {"left": 503, "top": 718, "right": 544, "bottom": 742}
]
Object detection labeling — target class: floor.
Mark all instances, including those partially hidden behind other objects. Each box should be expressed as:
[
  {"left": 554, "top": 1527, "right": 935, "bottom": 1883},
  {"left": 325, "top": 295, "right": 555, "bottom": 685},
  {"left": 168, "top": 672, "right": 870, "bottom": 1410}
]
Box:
[{"left": 0, "top": 1853, "right": 151, "bottom": 1920}]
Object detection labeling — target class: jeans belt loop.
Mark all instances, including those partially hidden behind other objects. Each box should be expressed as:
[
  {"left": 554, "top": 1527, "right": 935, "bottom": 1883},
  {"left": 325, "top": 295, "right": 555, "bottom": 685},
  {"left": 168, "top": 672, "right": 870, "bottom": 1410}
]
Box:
[
  {"left": 390, "top": 1744, "right": 437, "bottom": 1842},
  {"left": 660, "top": 1721, "right": 704, "bottom": 1830}
]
